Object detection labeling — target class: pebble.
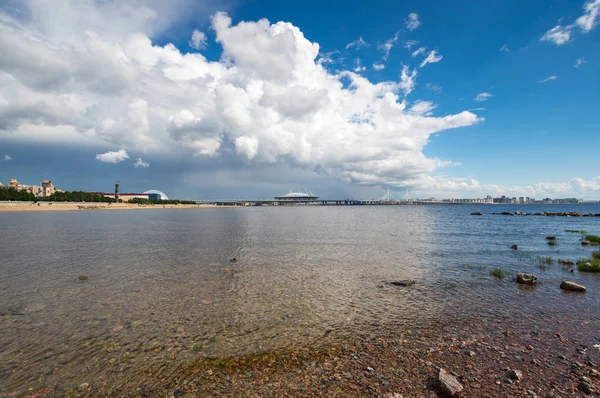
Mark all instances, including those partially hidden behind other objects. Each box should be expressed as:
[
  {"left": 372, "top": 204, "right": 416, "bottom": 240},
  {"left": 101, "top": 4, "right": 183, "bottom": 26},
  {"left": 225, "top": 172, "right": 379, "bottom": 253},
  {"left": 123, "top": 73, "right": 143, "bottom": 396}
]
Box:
[
  {"left": 367, "top": 366, "right": 374, "bottom": 372},
  {"left": 526, "top": 389, "right": 537, "bottom": 397},
  {"left": 436, "top": 368, "right": 463, "bottom": 397},
  {"left": 78, "top": 382, "right": 89, "bottom": 391}
]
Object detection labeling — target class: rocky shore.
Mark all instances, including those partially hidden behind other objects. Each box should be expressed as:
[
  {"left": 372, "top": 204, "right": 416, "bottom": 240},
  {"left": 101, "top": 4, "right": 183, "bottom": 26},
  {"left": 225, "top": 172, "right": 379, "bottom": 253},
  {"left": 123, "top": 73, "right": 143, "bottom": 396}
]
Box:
[
  {"left": 41, "top": 311, "right": 597, "bottom": 398},
  {"left": 487, "top": 211, "right": 600, "bottom": 217}
]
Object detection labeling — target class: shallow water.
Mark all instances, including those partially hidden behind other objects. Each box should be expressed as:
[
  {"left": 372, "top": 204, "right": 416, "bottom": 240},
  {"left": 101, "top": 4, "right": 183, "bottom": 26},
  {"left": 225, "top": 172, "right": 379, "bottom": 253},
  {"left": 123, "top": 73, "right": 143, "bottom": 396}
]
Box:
[{"left": 1, "top": 204, "right": 600, "bottom": 394}]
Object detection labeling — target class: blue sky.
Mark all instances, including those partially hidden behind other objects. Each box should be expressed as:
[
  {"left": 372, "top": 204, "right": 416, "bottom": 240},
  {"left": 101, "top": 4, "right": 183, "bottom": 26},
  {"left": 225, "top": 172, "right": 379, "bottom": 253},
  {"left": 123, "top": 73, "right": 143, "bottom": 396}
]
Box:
[{"left": 0, "top": 0, "right": 599, "bottom": 199}]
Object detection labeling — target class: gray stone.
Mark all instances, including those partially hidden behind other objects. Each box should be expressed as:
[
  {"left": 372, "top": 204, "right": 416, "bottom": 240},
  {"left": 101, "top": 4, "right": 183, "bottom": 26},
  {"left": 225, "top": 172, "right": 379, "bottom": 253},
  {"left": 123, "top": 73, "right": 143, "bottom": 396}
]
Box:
[
  {"left": 437, "top": 368, "right": 463, "bottom": 397},
  {"left": 390, "top": 280, "right": 415, "bottom": 287},
  {"left": 581, "top": 240, "right": 591, "bottom": 246},
  {"left": 517, "top": 273, "right": 537, "bottom": 285},
  {"left": 560, "top": 281, "right": 586, "bottom": 292},
  {"left": 578, "top": 382, "right": 592, "bottom": 394},
  {"left": 507, "top": 369, "right": 522, "bottom": 380}
]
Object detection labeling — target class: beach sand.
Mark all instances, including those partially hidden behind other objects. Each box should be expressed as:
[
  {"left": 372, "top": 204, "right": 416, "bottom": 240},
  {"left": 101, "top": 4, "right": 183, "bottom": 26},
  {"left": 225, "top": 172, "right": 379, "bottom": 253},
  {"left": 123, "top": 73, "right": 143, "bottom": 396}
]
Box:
[{"left": 0, "top": 203, "right": 218, "bottom": 212}]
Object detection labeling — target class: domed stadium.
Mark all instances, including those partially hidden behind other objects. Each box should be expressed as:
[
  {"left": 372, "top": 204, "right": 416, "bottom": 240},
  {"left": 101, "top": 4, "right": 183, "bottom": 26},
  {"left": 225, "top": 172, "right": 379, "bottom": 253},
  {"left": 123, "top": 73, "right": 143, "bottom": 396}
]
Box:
[
  {"left": 144, "top": 190, "right": 169, "bottom": 200},
  {"left": 274, "top": 190, "right": 318, "bottom": 203}
]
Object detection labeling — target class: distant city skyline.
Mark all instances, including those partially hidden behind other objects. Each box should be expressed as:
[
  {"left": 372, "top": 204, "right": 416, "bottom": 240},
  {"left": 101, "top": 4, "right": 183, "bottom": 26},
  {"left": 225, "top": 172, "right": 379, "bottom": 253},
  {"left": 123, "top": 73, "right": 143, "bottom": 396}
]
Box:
[{"left": 1, "top": 0, "right": 599, "bottom": 199}]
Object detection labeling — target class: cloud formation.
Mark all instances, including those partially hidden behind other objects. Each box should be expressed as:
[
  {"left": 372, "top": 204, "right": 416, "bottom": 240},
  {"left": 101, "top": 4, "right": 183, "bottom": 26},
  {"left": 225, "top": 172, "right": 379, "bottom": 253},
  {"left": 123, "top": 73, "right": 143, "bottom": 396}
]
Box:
[
  {"left": 419, "top": 50, "right": 443, "bottom": 68},
  {"left": 0, "top": 2, "right": 482, "bottom": 191},
  {"left": 574, "top": 58, "right": 586, "bottom": 67},
  {"left": 189, "top": 30, "right": 207, "bottom": 50},
  {"left": 379, "top": 32, "right": 399, "bottom": 60},
  {"left": 3, "top": 155, "right": 11, "bottom": 161},
  {"left": 345, "top": 37, "right": 369, "bottom": 50},
  {"left": 474, "top": 92, "right": 493, "bottom": 102},
  {"left": 95, "top": 149, "right": 130, "bottom": 163},
  {"left": 372, "top": 63, "right": 385, "bottom": 71},
  {"left": 405, "top": 13, "right": 421, "bottom": 31},
  {"left": 133, "top": 158, "right": 150, "bottom": 167},
  {"left": 541, "top": 0, "right": 600, "bottom": 45},
  {"left": 540, "top": 75, "right": 558, "bottom": 83},
  {"left": 411, "top": 47, "right": 426, "bottom": 57}
]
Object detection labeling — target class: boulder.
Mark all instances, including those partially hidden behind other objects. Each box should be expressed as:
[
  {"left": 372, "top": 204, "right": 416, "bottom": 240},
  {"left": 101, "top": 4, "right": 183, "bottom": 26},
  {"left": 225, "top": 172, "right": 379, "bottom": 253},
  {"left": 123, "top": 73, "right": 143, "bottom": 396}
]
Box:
[
  {"left": 501, "top": 211, "right": 512, "bottom": 215},
  {"left": 517, "top": 273, "right": 537, "bottom": 285},
  {"left": 390, "top": 280, "right": 415, "bottom": 287},
  {"left": 436, "top": 368, "right": 463, "bottom": 397},
  {"left": 581, "top": 240, "right": 591, "bottom": 246},
  {"left": 560, "top": 281, "right": 586, "bottom": 292},
  {"left": 545, "top": 236, "right": 556, "bottom": 240},
  {"left": 511, "top": 244, "right": 518, "bottom": 250},
  {"left": 471, "top": 211, "right": 483, "bottom": 216}
]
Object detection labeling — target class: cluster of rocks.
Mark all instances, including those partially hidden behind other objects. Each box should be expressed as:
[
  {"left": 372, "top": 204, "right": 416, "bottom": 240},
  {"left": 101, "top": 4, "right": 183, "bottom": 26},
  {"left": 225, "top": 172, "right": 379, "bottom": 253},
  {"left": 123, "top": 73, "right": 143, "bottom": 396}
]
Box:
[
  {"left": 486, "top": 211, "right": 600, "bottom": 217},
  {"left": 516, "top": 273, "right": 586, "bottom": 292}
]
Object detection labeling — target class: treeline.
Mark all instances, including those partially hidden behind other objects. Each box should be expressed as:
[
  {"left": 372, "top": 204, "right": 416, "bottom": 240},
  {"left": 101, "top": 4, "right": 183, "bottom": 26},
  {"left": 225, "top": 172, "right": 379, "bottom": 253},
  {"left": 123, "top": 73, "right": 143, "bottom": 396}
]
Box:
[
  {"left": 0, "top": 187, "right": 115, "bottom": 202},
  {"left": 128, "top": 197, "right": 196, "bottom": 205}
]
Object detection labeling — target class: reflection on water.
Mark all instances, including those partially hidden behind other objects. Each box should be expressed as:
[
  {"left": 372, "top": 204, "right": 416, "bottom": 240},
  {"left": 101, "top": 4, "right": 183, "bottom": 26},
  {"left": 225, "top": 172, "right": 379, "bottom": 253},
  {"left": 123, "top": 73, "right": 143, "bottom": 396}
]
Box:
[{"left": 1, "top": 205, "right": 600, "bottom": 394}]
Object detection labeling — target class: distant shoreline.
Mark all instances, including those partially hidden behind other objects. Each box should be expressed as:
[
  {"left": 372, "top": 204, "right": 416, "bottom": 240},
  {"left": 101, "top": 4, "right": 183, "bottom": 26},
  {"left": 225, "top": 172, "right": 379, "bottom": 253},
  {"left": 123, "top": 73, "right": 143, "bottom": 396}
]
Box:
[{"left": 0, "top": 203, "right": 218, "bottom": 212}]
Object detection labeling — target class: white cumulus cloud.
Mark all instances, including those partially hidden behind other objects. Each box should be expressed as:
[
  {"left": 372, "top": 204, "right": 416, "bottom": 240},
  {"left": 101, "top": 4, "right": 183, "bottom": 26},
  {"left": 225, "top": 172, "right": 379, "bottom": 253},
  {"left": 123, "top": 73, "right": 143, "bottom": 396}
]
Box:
[
  {"left": 95, "top": 149, "right": 130, "bottom": 163},
  {"left": 133, "top": 158, "right": 150, "bottom": 167},
  {"left": 405, "top": 13, "right": 421, "bottom": 31},
  {"left": 189, "top": 30, "right": 207, "bottom": 50},
  {"left": 3, "top": 155, "right": 11, "bottom": 160},
  {"left": 0, "top": 3, "right": 483, "bottom": 191}
]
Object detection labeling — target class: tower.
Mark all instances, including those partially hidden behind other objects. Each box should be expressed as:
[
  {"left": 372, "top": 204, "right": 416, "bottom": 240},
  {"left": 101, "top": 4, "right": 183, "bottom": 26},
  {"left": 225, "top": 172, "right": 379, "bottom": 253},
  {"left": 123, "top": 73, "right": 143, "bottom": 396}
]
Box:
[{"left": 115, "top": 181, "right": 119, "bottom": 201}]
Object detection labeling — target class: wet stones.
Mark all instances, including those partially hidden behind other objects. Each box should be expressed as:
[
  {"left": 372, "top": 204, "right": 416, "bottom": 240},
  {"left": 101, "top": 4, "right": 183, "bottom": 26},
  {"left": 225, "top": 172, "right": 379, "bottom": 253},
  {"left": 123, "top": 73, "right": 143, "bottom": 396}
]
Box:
[
  {"left": 578, "top": 381, "right": 593, "bottom": 394},
  {"left": 511, "top": 244, "right": 518, "bottom": 250},
  {"left": 436, "top": 368, "right": 463, "bottom": 397},
  {"left": 517, "top": 273, "right": 537, "bottom": 285},
  {"left": 546, "top": 236, "right": 556, "bottom": 240},
  {"left": 581, "top": 240, "right": 591, "bottom": 246},
  {"left": 471, "top": 211, "right": 483, "bottom": 216},
  {"left": 560, "top": 281, "right": 586, "bottom": 292},
  {"left": 507, "top": 369, "right": 522, "bottom": 380}
]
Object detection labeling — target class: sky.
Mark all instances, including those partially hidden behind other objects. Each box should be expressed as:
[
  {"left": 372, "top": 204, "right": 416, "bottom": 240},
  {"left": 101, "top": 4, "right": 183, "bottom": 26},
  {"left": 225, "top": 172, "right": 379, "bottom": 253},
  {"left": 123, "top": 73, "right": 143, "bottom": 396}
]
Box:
[{"left": 0, "top": 0, "right": 599, "bottom": 200}]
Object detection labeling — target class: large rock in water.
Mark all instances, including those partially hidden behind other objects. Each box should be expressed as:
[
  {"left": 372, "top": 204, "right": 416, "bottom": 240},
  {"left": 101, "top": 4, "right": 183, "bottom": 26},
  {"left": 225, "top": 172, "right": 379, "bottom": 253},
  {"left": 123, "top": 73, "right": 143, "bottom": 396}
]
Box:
[
  {"left": 560, "top": 281, "right": 586, "bottom": 292},
  {"left": 437, "top": 368, "right": 463, "bottom": 397},
  {"left": 390, "top": 280, "right": 415, "bottom": 287},
  {"left": 471, "top": 211, "right": 483, "bottom": 216},
  {"left": 581, "top": 240, "right": 591, "bottom": 246},
  {"left": 517, "top": 273, "right": 537, "bottom": 285}
]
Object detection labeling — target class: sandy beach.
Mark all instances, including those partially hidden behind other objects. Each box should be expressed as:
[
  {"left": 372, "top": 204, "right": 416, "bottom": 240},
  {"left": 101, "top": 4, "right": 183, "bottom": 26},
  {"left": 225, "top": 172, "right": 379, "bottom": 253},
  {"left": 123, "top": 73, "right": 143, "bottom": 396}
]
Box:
[{"left": 0, "top": 203, "right": 218, "bottom": 212}]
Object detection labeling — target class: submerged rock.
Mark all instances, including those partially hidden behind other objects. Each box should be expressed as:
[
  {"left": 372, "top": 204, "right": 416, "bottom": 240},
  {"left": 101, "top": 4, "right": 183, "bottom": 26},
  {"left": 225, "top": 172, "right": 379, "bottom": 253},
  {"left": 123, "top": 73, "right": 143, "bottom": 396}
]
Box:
[
  {"left": 581, "top": 240, "right": 591, "bottom": 246},
  {"left": 390, "top": 280, "right": 415, "bottom": 287},
  {"left": 511, "top": 244, "right": 518, "bottom": 250},
  {"left": 471, "top": 211, "right": 483, "bottom": 216},
  {"left": 560, "top": 281, "right": 586, "bottom": 292},
  {"left": 436, "top": 368, "right": 463, "bottom": 397},
  {"left": 546, "top": 236, "right": 557, "bottom": 240},
  {"left": 517, "top": 273, "right": 537, "bottom": 285}
]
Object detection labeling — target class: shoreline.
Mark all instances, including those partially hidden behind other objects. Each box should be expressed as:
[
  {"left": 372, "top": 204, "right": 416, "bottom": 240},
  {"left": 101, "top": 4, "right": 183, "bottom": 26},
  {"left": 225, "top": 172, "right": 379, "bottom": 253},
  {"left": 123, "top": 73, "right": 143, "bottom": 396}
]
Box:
[
  {"left": 21, "top": 311, "right": 599, "bottom": 397},
  {"left": 0, "top": 203, "right": 219, "bottom": 212}
]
